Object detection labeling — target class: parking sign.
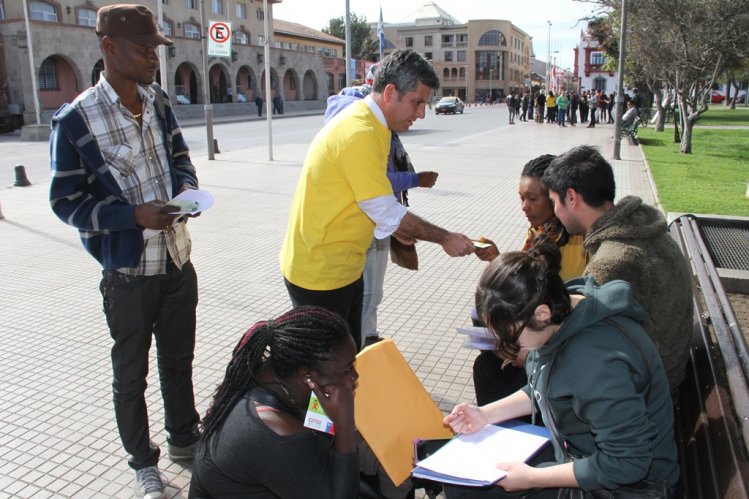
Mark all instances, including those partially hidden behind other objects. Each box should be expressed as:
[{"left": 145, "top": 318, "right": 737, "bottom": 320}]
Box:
[{"left": 208, "top": 21, "right": 232, "bottom": 58}]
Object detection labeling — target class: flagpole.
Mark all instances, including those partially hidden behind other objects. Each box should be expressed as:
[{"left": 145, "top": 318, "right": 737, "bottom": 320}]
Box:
[
  {"left": 378, "top": 4, "right": 385, "bottom": 61},
  {"left": 345, "top": 0, "right": 352, "bottom": 86}
]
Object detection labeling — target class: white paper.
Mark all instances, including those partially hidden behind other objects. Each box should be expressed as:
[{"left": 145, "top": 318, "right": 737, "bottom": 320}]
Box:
[
  {"left": 413, "top": 424, "right": 549, "bottom": 485},
  {"left": 167, "top": 189, "right": 214, "bottom": 215},
  {"left": 457, "top": 326, "right": 496, "bottom": 350},
  {"left": 142, "top": 189, "right": 214, "bottom": 239}
]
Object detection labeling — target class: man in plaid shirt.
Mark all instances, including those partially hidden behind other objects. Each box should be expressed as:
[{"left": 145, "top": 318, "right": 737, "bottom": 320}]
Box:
[{"left": 49, "top": 5, "right": 200, "bottom": 498}]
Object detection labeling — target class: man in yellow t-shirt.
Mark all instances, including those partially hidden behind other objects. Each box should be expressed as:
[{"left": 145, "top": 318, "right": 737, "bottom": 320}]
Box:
[{"left": 280, "top": 50, "right": 474, "bottom": 350}]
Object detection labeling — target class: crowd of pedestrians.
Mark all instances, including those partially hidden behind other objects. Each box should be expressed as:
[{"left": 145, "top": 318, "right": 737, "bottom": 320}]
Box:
[{"left": 509, "top": 89, "right": 624, "bottom": 129}]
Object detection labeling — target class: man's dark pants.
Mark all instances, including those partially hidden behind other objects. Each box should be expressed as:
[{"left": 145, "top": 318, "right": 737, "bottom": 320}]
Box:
[
  {"left": 284, "top": 276, "right": 364, "bottom": 351},
  {"left": 100, "top": 260, "right": 200, "bottom": 470}
]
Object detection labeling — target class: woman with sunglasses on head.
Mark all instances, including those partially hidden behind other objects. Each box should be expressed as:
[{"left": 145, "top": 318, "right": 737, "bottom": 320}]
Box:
[
  {"left": 444, "top": 240, "right": 680, "bottom": 498},
  {"left": 189, "top": 307, "right": 359, "bottom": 499}
]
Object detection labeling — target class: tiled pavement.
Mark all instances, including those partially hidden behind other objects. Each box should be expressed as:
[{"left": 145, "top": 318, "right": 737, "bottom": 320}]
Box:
[{"left": 0, "top": 109, "right": 656, "bottom": 498}]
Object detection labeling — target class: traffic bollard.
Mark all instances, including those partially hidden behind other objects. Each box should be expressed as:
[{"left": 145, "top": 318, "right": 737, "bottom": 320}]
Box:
[{"left": 14, "top": 165, "right": 31, "bottom": 187}]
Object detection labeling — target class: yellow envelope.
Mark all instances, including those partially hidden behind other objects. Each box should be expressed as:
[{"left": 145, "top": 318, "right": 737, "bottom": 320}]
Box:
[{"left": 355, "top": 339, "right": 455, "bottom": 486}]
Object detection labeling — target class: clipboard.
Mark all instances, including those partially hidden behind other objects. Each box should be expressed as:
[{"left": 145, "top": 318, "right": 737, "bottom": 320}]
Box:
[{"left": 354, "top": 339, "right": 454, "bottom": 486}]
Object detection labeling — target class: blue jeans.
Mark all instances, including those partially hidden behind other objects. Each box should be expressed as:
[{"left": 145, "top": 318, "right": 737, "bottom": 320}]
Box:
[
  {"left": 557, "top": 108, "right": 567, "bottom": 126},
  {"left": 361, "top": 237, "right": 390, "bottom": 343},
  {"left": 100, "top": 260, "right": 200, "bottom": 470}
]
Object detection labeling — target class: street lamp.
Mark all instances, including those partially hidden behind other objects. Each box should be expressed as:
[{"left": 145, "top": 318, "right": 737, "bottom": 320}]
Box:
[{"left": 547, "top": 21, "right": 551, "bottom": 91}]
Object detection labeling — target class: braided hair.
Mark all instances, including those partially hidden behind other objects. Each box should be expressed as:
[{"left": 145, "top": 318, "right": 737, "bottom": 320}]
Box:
[
  {"left": 475, "top": 236, "right": 572, "bottom": 361},
  {"left": 200, "top": 306, "right": 351, "bottom": 439}
]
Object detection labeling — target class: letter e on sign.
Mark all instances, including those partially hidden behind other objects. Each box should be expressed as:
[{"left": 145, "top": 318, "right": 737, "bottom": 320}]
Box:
[{"left": 208, "top": 21, "right": 232, "bottom": 58}]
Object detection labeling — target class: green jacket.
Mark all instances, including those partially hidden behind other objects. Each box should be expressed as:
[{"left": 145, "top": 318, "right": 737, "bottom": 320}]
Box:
[
  {"left": 523, "top": 277, "right": 679, "bottom": 491},
  {"left": 583, "top": 196, "right": 693, "bottom": 398}
]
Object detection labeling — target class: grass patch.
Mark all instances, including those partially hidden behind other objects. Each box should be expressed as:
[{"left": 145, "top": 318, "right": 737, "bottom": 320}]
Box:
[
  {"left": 695, "top": 106, "right": 749, "bottom": 126},
  {"left": 638, "top": 127, "right": 749, "bottom": 216}
]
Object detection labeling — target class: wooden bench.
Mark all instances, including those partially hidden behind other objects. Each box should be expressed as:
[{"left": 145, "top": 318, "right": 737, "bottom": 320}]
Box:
[{"left": 669, "top": 214, "right": 749, "bottom": 498}]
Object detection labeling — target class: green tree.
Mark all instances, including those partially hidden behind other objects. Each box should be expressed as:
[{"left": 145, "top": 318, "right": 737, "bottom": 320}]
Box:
[
  {"left": 322, "top": 13, "right": 377, "bottom": 61},
  {"left": 580, "top": 0, "right": 749, "bottom": 154}
]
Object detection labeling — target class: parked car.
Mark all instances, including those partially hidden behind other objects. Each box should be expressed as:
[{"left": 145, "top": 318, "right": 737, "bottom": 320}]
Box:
[
  {"left": 435, "top": 97, "right": 464, "bottom": 115},
  {"left": 710, "top": 91, "right": 725, "bottom": 103}
]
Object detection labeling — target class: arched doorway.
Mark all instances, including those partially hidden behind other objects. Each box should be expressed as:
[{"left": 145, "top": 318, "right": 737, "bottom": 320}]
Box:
[
  {"left": 91, "top": 59, "right": 104, "bottom": 86},
  {"left": 174, "top": 63, "right": 199, "bottom": 104},
  {"left": 235, "top": 65, "right": 255, "bottom": 102},
  {"left": 282, "top": 68, "right": 299, "bottom": 101},
  {"left": 302, "top": 70, "right": 318, "bottom": 100},
  {"left": 209, "top": 64, "right": 230, "bottom": 103},
  {"left": 38, "top": 55, "right": 79, "bottom": 109}
]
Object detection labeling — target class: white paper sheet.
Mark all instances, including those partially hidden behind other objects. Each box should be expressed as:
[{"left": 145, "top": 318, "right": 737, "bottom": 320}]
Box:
[{"left": 413, "top": 424, "right": 549, "bottom": 485}]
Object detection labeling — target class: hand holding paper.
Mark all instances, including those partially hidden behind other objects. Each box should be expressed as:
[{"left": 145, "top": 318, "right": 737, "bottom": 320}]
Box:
[{"left": 142, "top": 189, "right": 214, "bottom": 239}]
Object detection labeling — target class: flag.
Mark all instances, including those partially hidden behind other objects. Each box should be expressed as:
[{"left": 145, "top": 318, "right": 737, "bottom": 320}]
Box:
[
  {"left": 377, "top": 7, "right": 385, "bottom": 61},
  {"left": 551, "top": 59, "right": 557, "bottom": 91}
]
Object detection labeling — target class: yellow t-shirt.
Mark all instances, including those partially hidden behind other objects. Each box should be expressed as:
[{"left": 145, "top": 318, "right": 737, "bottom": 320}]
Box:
[{"left": 279, "top": 100, "right": 393, "bottom": 290}]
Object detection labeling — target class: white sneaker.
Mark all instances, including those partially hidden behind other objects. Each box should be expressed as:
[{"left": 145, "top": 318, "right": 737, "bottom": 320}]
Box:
[{"left": 134, "top": 466, "right": 165, "bottom": 499}]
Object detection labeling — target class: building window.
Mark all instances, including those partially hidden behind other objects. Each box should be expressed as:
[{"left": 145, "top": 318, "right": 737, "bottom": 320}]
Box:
[
  {"left": 441, "top": 34, "right": 454, "bottom": 46},
  {"left": 338, "top": 73, "right": 345, "bottom": 90},
  {"left": 236, "top": 2, "right": 246, "bottom": 18},
  {"left": 77, "top": 8, "right": 96, "bottom": 27},
  {"left": 442, "top": 68, "right": 449, "bottom": 78},
  {"left": 591, "top": 52, "right": 605, "bottom": 65},
  {"left": 39, "top": 59, "right": 58, "bottom": 90},
  {"left": 163, "top": 20, "right": 173, "bottom": 37},
  {"left": 257, "top": 34, "right": 265, "bottom": 45},
  {"left": 444, "top": 51, "right": 453, "bottom": 62},
  {"left": 457, "top": 50, "right": 466, "bottom": 62},
  {"left": 594, "top": 77, "right": 607, "bottom": 91},
  {"left": 184, "top": 22, "right": 201, "bottom": 39},
  {"left": 405, "top": 36, "right": 413, "bottom": 47},
  {"left": 212, "top": 0, "right": 223, "bottom": 15},
  {"left": 424, "top": 35, "right": 432, "bottom": 47},
  {"left": 234, "top": 31, "right": 248, "bottom": 44},
  {"left": 186, "top": 0, "right": 197, "bottom": 9},
  {"left": 30, "top": 1, "right": 58, "bottom": 22},
  {"left": 424, "top": 52, "right": 432, "bottom": 61},
  {"left": 478, "top": 30, "right": 506, "bottom": 47}
]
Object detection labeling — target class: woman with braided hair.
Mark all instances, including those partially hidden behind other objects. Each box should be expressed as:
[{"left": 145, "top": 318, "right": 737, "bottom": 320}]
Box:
[
  {"left": 189, "top": 306, "right": 359, "bottom": 499},
  {"left": 442, "top": 241, "right": 679, "bottom": 498}
]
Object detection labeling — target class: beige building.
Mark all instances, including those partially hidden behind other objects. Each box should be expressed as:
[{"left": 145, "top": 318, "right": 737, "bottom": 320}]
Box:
[
  {"left": 0, "top": 0, "right": 351, "bottom": 125},
  {"left": 379, "top": 2, "right": 533, "bottom": 103}
]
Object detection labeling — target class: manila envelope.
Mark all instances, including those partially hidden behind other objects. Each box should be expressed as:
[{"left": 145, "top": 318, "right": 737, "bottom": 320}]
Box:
[{"left": 355, "top": 339, "right": 454, "bottom": 486}]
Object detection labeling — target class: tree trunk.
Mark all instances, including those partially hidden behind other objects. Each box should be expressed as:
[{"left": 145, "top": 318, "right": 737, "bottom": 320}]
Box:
[
  {"left": 679, "top": 98, "right": 700, "bottom": 154},
  {"left": 656, "top": 89, "right": 668, "bottom": 132},
  {"left": 725, "top": 76, "right": 733, "bottom": 107},
  {"left": 681, "top": 119, "right": 694, "bottom": 154}
]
